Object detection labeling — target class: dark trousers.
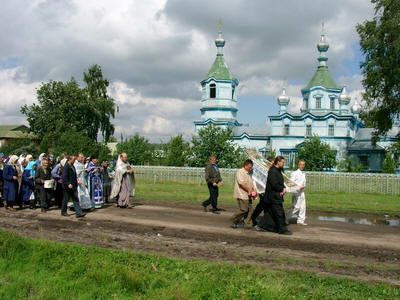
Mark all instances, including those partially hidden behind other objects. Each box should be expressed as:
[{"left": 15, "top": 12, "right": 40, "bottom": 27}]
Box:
[
  {"left": 202, "top": 183, "right": 218, "bottom": 210},
  {"left": 55, "top": 182, "right": 63, "bottom": 208},
  {"left": 62, "top": 188, "right": 83, "bottom": 216},
  {"left": 269, "top": 202, "right": 288, "bottom": 233},
  {"left": 39, "top": 187, "right": 51, "bottom": 208},
  {"left": 6, "top": 200, "right": 13, "bottom": 208},
  {"left": 251, "top": 194, "right": 267, "bottom": 226}
]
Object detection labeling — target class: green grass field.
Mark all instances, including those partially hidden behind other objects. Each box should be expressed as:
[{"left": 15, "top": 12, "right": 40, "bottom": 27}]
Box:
[
  {"left": 0, "top": 231, "right": 399, "bottom": 299},
  {"left": 135, "top": 181, "right": 400, "bottom": 215}
]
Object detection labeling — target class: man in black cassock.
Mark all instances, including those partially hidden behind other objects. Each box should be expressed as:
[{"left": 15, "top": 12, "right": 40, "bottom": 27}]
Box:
[{"left": 256, "top": 156, "right": 292, "bottom": 235}]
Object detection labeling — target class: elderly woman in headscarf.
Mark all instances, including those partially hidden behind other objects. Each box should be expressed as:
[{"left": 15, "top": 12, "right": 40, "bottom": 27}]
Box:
[
  {"left": 3, "top": 155, "right": 19, "bottom": 211},
  {"left": 21, "top": 160, "right": 36, "bottom": 209},
  {"left": 35, "top": 157, "right": 53, "bottom": 212}
]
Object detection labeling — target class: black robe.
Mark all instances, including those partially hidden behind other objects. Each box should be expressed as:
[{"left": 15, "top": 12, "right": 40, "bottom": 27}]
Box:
[{"left": 258, "top": 166, "right": 288, "bottom": 233}]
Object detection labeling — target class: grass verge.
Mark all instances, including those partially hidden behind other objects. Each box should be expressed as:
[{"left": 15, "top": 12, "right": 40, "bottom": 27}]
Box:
[
  {"left": 0, "top": 230, "right": 399, "bottom": 299},
  {"left": 135, "top": 181, "right": 400, "bottom": 215}
]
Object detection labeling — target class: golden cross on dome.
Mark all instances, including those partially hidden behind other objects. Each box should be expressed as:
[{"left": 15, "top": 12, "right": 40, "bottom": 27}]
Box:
[{"left": 218, "top": 19, "right": 222, "bottom": 33}]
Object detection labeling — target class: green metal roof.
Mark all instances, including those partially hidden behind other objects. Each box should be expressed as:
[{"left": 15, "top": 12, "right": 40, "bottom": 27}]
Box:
[
  {"left": 205, "top": 55, "right": 235, "bottom": 81},
  {"left": 302, "top": 66, "right": 341, "bottom": 91},
  {"left": 0, "top": 125, "right": 29, "bottom": 139}
]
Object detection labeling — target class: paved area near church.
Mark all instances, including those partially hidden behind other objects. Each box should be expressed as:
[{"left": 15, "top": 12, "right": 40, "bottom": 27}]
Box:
[{"left": 1, "top": 200, "right": 399, "bottom": 286}]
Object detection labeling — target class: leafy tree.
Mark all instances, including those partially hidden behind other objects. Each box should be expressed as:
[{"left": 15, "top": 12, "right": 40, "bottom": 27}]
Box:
[
  {"left": 382, "top": 152, "right": 396, "bottom": 173},
  {"left": 52, "top": 129, "right": 111, "bottom": 161},
  {"left": 165, "top": 135, "right": 190, "bottom": 166},
  {"left": 83, "top": 65, "right": 116, "bottom": 141},
  {"left": 337, "top": 157, "right": 368, "bottom": 173},
  {"left": 116, "top": 134, "right": 153, "bottom": 165},
  {"left": 357, "top": 0, "right": 400, "bottom": 141},
  {"left": 0, "top": 138, "right": 38, "bottom": 157},
  {"left": 189, "top": 125, "right": 246, "bottom": 168},
  {"left": 20, "top": 65, "right": 116, "bottom": 144},
  {"left": 296, "top": 136, "right": 336, "bottom": 171}
]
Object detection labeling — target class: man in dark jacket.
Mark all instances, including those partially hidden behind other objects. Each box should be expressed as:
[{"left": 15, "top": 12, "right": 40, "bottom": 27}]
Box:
[
  {"left": 202, "top": 156, "right": 224, "bottom": 214},
  {"left": 61, "top": 155, "right": 85, "bottom": 218},
  {"left": 256, "top": 156, "right": 292, "bottom": 235}
]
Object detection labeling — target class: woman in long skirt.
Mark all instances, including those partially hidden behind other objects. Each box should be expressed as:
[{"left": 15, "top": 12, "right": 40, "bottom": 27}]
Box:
[{"left": 3, "top": 155, "right": 19, "bottom": 211}]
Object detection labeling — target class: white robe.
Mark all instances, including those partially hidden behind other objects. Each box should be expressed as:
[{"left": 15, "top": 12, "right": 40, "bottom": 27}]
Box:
[{"left": 110, "top": 157, "right": 135, "bottom": 200}]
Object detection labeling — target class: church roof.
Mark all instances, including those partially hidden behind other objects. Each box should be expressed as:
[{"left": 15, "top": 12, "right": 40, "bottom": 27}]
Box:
[
  {"left": 233, "top": 125, "right": 270, "bottom": 137},
  {"left": 206, "top": 55, "right": 236, "bottom": 81},
  {"left": 302, "top": 66, "right": 341, "bottom": 91}
]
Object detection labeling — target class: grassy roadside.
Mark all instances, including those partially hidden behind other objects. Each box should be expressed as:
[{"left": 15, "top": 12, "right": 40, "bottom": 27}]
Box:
[
  {"left": 135, "top": 181, "right": 400, "bottom": 215},
  {"left": 0, "top": 231, "right": 399, "bottom": 299}
]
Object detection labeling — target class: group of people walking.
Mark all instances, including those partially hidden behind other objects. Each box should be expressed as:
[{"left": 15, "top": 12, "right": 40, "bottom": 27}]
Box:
[
  {"left": 203, "top": 155, "right": 307, "bottom": 235},
  {"left": 0, "top": 152, "right": 135, "bottom": 217},
  {"left": 1, "top": 149, "right": 305, "bottom": 233}
]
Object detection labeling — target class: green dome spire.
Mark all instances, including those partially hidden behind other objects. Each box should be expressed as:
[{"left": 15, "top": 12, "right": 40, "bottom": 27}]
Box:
[
  {"left": 205, "top": 20, "right": 236, "bottom": 81},
  {"left": 302, "top": 23, "right": 340, "bottom": 91}
]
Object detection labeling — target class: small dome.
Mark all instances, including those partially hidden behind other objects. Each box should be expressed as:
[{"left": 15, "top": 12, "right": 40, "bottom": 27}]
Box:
[
  {"left": 351, "top": 100, "right": 361, "bottom": 114},
  {"left": 277, "top": 88, "right": 290, "bottom": 105},
  {"left": 317, "top": 35, "right": 329, "bottom": 52},
  {"left": 338, "top": 86, "right": 351, "bottom": 104}
]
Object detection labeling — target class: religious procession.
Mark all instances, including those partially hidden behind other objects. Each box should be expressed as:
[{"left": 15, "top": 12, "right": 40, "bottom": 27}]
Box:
[
  {"left": 0, "top": 152, "right": 135, "bottom": 218},
  {"left": 0, "top": 148, "right": 306, "bottom": 235}
]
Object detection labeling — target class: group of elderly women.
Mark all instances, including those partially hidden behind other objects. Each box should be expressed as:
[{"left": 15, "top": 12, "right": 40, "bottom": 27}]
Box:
[{"left": 0, "top": 152, "right": 117, "bottom": 213}]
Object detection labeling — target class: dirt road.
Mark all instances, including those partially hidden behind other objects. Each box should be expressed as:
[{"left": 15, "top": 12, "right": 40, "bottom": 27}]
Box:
[{"left": 1, "top": 200, "right": 399, "bottom": 286}]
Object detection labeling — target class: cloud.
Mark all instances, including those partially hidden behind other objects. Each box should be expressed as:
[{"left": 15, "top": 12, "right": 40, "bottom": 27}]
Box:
[
  {"left": 0, "top": 67, "right": 37, "bottom": 124},
  {"left": 0, "top": 0, "right": 375, "bottom": 139}
]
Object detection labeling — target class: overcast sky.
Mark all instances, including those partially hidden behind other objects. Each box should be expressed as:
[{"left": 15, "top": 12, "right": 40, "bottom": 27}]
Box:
[{"left": 0, "top": 0, "right": 375, "bottom": 142}]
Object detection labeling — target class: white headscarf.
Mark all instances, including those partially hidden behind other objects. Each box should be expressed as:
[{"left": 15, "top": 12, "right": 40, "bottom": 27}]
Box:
[
  {"left": 18, "top": 155, "right": 25, "bottom": 166},
  {"left": 39, "top": 153, "right": 46, "bottom": 162},
  {"left": 60, "top": 158, "right": 67, "bottom": 167},
  {"left": 9, "top": 155, "right": 19, "bottom": 165}
]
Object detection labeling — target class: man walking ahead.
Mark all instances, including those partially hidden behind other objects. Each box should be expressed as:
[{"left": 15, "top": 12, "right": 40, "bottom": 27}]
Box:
[
  {"left": 231, "top": 159, "right": 257, "bottom": 228},
  {"left": 286, "top": 160, "right": 307, "bottom": 225},
  {"left": 202, "top": 156, "right": 224, "bottom": 214}
]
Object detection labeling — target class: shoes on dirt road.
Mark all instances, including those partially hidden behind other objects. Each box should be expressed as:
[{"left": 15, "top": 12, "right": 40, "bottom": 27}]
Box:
[
  {"left": 76, "top": 213, "right": 86, "bottom": 218},
  {"left": 61, "top": 213, "right": 69, "bottom": 217},
  {"left": 279, "top": 230, "right": 293, "bottom": 235},
  {"left": 201, "top": 205, "right": 208, "bottom": 212},
  {"left": 254, "top": 225, "right": 267, "bottom": 232},
  {"left": 231, "top": 222, "right": 244, "bottom": 229},
  {"left": 211, "top": 210, "right": 220, "bottom": 214}
]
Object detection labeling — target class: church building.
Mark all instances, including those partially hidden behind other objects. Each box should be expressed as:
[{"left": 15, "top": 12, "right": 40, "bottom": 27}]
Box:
[{"left": 194, "top": 25, "right": 398, "bottom": 172}]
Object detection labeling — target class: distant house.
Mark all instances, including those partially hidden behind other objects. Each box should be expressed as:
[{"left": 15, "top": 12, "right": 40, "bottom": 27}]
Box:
[{"left": 0, "top": 125, "right": 31, "bottom": 148}]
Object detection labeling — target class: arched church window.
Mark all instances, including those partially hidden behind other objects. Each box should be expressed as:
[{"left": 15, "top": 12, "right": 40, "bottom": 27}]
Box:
[
  {"left": 316, "top": 98, "right": 321, "bottom": 109},
  {"left": 330, "top": 98, "right": 335, "bottom": 109},
  {"left": 283, "top": 124, "right": 290, "bottom": 136},
  {"left": 306, "top": 125, "right": 312, "bottom": 136},
  {"left": 304, "top": 99, "right": 308, "bottom": 109},
  {"left": 232, "top": 84, "right": 235, "bottom": 99},
  {"left": 329, "top": 125, "right": 334, "bottom": 136},
  {"left": 210, "top": 84, "right": 216, "bottom": 98}
]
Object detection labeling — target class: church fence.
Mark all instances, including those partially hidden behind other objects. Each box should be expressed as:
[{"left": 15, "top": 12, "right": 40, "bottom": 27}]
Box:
[{"left": 132, "top": 166, "right": 400, "bottom": 195}]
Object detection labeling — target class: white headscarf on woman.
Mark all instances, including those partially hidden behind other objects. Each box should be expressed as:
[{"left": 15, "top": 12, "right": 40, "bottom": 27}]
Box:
[
  {"left": 60, "top": 158, "right": 67, "bottom": 167},
  {"left": 9, "top": 155, "right": 19, "bottom": 165}
]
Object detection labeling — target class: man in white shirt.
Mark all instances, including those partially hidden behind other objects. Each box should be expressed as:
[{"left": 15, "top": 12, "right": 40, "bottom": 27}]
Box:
[{"left": 286, "top": 160, "right": 307, "bottom": 225}]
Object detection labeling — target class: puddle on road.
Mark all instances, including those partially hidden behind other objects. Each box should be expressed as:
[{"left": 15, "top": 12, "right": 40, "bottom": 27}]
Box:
[{"left": 316, "top": 216, "right": 400, "bottom": 227}]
